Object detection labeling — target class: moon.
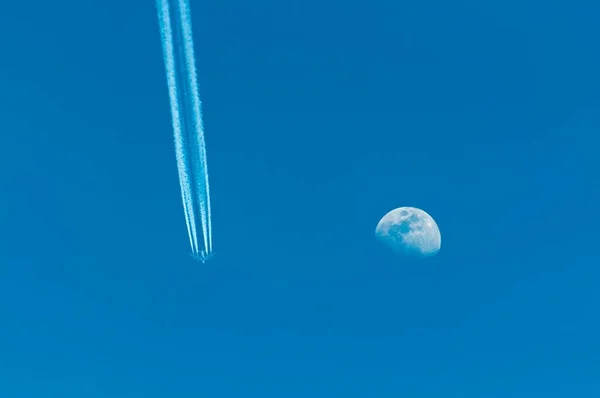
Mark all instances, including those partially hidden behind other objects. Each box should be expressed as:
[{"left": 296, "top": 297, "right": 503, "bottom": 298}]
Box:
[{"left": 375, "top": 207, "right": 441, "bottom": 258}]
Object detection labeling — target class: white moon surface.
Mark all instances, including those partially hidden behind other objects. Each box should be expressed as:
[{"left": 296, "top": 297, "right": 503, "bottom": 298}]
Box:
[{"left": 375, "top": 207, "right": 441, "bottom": 258}]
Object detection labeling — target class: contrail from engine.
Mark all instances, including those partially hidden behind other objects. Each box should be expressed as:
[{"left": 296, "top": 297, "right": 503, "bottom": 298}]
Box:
[
  {"left": 156, "top": 0, "right": 200, "bottom": 254},
  {"left": 176, "top": 0, "right": 213, "bottom": 253}
]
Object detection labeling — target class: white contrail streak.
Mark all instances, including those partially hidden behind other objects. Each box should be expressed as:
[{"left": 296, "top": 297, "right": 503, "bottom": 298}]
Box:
[
  {"left": 170, "top": 0, "right": 208, "bottom": 255},
  {"left": 156, "top": 0, "right": 200, "bottom": 254},
  {"left": 177, "top": 0, "right": 213, "bottom": 253}
]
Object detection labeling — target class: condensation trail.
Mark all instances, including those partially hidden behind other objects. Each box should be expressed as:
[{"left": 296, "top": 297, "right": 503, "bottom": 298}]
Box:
[
  {"left": 176, "top": 0, "right": 213, "bottom": 253},
  {"left": 156, "top": 0, "right": 200, "bottom": 254},
  {"left": 171, "top": 0, "right": 208, "bottom": 255}
]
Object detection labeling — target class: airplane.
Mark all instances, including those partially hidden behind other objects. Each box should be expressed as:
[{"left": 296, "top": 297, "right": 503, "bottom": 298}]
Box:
[{"left": 190, "top": 251, "right": 215, "bottom": 263}]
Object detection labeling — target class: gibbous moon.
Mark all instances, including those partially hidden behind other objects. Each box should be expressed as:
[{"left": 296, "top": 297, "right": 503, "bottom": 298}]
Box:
[{"left": 375, "top": 207, "right": 441, "bottom": 258}]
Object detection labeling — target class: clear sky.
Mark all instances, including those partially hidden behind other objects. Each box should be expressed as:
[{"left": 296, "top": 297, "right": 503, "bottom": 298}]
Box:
[{"left": 1, "top": 0, "right": 598, "bottom": 396}]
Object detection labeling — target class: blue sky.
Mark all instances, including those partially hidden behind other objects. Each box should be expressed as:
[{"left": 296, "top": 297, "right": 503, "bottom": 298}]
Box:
[{"left": 0, "top": 0, "right": 598, "bottom": 396}]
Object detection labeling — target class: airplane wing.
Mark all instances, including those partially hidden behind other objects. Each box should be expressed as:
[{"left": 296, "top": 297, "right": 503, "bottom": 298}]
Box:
[{"left": 189, "top": 252, "right": 214, "bottom": 263}]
